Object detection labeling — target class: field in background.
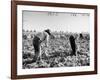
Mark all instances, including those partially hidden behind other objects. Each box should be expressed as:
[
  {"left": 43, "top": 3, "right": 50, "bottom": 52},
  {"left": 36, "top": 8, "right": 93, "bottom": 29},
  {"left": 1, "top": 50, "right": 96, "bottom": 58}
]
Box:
[{"left": 22, "top": 30, "right": 90, "bottom": 69}]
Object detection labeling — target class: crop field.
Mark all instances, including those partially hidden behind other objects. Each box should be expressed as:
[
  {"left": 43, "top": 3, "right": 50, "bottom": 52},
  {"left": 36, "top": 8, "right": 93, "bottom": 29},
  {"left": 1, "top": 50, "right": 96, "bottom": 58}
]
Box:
[{"left": 22, "top": 31, "right": 90, "bottom": 69}]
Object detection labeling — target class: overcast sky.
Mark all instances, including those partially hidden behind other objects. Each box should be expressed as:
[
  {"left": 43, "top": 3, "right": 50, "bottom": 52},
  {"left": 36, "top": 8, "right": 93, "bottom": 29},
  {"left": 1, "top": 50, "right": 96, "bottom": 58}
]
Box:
[{"left": 22, "top": 11, "right": 90, "bottom": 33}]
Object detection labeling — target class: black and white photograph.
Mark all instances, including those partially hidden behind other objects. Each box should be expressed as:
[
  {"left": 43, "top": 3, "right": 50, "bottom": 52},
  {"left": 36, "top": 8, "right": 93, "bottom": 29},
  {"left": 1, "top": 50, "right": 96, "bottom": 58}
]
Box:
[
  {"left": 11, "top": 1, "right": 97, "bottom": 79},
  {"left": 22, "top": 11, "right": 90, "bottom": 69}
]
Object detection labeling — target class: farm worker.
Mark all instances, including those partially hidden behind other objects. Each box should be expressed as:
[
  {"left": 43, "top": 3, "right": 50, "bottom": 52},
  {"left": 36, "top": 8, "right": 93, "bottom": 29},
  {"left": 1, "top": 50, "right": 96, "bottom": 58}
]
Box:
[{"left": 69, "top": 35, "right": 76, "bottom": 56}]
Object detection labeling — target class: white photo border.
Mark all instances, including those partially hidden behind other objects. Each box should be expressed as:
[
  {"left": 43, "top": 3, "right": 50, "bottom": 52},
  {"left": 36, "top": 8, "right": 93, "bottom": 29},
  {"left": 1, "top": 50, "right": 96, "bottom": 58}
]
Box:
[{"left": 17, "top": 5, "right": 94, "bottom": 75}]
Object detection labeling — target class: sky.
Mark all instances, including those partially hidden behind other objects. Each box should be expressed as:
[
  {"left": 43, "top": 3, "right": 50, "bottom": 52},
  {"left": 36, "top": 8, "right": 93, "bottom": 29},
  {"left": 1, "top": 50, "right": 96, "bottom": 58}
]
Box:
[{"left": 22, "top": 10, "right": 90, "bottom": 33}]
